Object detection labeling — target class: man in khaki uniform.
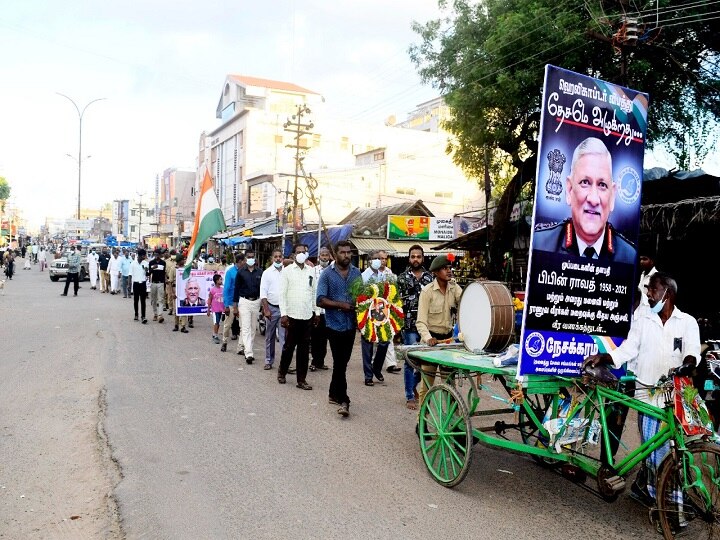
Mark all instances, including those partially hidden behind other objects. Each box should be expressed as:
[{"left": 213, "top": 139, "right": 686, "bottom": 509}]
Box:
[
  {"left": 415, "top": 255, "right": 463, "bottom": 408},
  {"left": 165, "top": 250, "right": 177, "bottom": 316},
  {"left": 204, "top": 256, "right": 223, "bottom": 274}
]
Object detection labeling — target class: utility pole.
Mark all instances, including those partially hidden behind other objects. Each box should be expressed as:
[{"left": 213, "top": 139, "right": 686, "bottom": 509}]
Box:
[
  {"left": 282, "top": 104, "right": 313, "bottom": 250},
  {"left": 132, "top": 194, "right": 147, "bottom": 246}
]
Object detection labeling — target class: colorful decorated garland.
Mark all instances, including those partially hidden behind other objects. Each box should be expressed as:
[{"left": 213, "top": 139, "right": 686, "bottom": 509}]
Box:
[{"left": 351, "top": 278, "right": 404, "bottom": 343}]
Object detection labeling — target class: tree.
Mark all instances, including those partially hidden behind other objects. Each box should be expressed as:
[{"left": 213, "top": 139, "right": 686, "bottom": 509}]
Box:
[
  {"left": 410, "top": 0, "right": 720, "bottom": 276},
  {"left": 0, "top": 176, "right": 9, "bottom": 203}
]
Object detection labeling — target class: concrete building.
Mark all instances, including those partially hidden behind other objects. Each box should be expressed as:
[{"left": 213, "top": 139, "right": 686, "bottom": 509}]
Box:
[
  {"left": 156, "top": 168, "right": 196, "bottom": 247},
  {"left": 200, "top": 75, "right": 484, "bottom": 230}
]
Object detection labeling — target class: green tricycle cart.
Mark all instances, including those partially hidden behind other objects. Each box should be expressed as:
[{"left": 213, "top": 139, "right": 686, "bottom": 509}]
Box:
[{"left": 402, "top": 282, "right": 720, "bottom": 539}]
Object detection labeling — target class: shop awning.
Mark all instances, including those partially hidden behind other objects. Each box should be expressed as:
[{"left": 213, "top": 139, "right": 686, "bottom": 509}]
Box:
[{"left": 350, "top": 237, "right": 464, "bottom": 256}]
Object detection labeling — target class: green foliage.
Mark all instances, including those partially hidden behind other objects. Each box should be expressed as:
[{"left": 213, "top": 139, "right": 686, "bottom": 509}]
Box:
[
  {"left": 410, "top": 0, "right": 720, "bottom": 276},
  {"left": 0, "top": 177, "right": 10, "bottom": 202}
]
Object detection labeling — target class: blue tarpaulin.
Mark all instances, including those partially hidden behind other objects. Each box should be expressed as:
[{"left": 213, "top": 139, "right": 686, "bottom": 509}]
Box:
[
  {"left": 283, "top": 225, "right": 353, "bottom": 257},
  {"left": 221, "top": 237, "right": 254, "bottom": 246}
]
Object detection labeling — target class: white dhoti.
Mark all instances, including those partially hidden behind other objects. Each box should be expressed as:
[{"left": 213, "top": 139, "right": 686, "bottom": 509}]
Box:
[
  {"left": 89, "top": 265, "right": 98, "bottom": 288},
  {"left": 110, "top": 272, "right": 119, "bottom": 292}
]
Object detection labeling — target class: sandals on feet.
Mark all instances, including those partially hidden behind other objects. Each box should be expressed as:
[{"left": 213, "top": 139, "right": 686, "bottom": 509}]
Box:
[{"left": 406, "top": 399, "right": 417, "bottom": 410}]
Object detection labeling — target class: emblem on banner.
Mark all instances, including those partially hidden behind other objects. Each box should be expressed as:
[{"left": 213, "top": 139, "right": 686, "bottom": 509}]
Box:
[
  {"left": 616, "top": 166, "right": 641, "bottom": 205},
  {"left": 545, "top": 149, "right": 566, "bottom": 197},
  {"left": 524, "top": 332, "right": 545, "bottom": 358}
]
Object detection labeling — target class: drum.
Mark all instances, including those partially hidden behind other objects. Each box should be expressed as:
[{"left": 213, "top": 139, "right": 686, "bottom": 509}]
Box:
[{"left": 458, "top": 281, "right": 515, "bottom": 353}]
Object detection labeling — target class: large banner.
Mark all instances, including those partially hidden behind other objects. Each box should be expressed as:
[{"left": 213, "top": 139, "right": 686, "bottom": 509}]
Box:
[
  {"left": 518, "top": 65, "right": 649, "bottom": 376},
  {"left": 175, "top": 269, "right": 216, "bottom": 315}
]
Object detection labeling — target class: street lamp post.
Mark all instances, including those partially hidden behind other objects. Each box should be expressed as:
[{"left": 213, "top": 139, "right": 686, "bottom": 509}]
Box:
[{"left": 56, "top": 93, "right": 106, "bottom": 220}]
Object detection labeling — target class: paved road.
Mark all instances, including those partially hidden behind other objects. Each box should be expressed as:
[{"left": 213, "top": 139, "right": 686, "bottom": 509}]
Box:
[{"left": 1, "top": 265, "right": 659, "bottom": 539}]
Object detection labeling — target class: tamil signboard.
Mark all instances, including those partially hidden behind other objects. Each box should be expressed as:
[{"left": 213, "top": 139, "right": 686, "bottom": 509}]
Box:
[
  {"left": 518, "top": 65, "right": 649, "bottom": 377},
  {"left": 387, "top": 215, "right": 453, "bottom": 241}
]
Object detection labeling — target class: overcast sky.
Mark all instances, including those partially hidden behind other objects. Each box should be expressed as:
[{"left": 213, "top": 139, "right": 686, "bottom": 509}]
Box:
[
  {"left": 0, "top": 0, "right": 445, "bottom": 228},
  {"left": 0, "top": 1, "right": 716, "bottom": 230}
]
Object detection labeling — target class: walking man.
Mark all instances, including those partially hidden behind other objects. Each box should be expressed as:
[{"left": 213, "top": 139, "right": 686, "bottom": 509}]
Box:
[
  {"left": 165, "top": 250, "right": 177, "bottom": 315},
  {"left": 98, "top": 248, "right": 111, "bottom": 293},
  {"left": 61, "top": 245, "right": 81, "bottom": 297},
  {"left": 87, "top": 247, "right": 99, "bottom": 290},
  {"left": 316, "top": 240, "right": 362, "bottom": 417},
  {"left": 233, "top": 250, "right": 262, "bottom": 362},
  {"left": 120, "top": 248, "right": 132, "bottom": 298},
  {"left": 278, "top": 244, "right": 318, "bottom": 390},
  {"left": 171, "top": 253, "right": 188, "bottom": 332},
  {"left": 108, "top": 249, "right": 122, "bottom": 294},
  {"left": 260, "top": 249, "right": 286, "bottom": 370},
  {"left": 148, "top": 249, "right": 166, "bottom": 323},
  {"left": 130, "top": 248, "right": 149, "bottom": 323},
  {"left": 310, "top": 246, "right": 332, "bottom": 371},
  {"left": 360, "top": 249, "right": 396, "bottom": 386},
  {"left": 221, "top": 253, "right": 244, "bottom": 352},
  {"left": 396, "top": 245, "right": 433, "bottom": 409}
]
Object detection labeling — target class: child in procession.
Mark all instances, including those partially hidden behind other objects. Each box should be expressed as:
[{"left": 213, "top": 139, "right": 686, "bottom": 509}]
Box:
[{"left": 207, "top": 273, "right": 225, "bottom": 344}]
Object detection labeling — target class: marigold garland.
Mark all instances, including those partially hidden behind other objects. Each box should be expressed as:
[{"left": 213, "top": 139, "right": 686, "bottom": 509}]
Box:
[{"left": 350, "top": 276, "right": 404, "bottom": 343}]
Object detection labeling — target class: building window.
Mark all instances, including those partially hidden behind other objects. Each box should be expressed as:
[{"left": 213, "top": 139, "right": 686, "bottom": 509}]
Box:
[
  {"left": 130, "top": 225, "right": 136, "bottom": 233},
  {"left": 130, "top": 209, "right": 137, "bottom": 217},
  {"left": 275, "top": 135, "right": 283, "bottom": 144},
  {"left": 238, "top": 131, "right": 243, "bottom": 148},
  {"left": 435, "top": 191, "right": 453, "bottom": 198},
  {"left": 313, "top": 134, "right": 321, "bottom": 148},
  {"left": 373, "top": 151, "right": 385, "bottom": 161},
  {"left": 146, "top": 209, "right": 154, "bottom": 217},
  {"left": 396, "top": 187, "right": 416, "bottom": 195}
]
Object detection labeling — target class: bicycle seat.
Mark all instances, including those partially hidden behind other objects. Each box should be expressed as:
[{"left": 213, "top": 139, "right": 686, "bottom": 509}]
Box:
[{"left": 582, "top": 364, "right": 618, "bottom": 387}]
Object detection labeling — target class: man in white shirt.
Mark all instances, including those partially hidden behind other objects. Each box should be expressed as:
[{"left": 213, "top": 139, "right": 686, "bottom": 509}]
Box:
[
  {"left": 130, "top": 248, "right": 150, "bottom": 323},
  {"left": 584, "top": 272, "right": 699, "bottom": 503},
  {"left": 310, "top": 246, "right": 332, "bottom": 371},
  {"left": 87, "top": 248, "right": 99, "bottom": 290},
  {"left": 278, "top": 244, "right": 319, "bottom": 390},
  {"left": 637, "top": 246, "right": 658, "bottom": 308},
  {"left": 108, "top": 249, "right": 122, "bottom": 294},
  {"left": 260, "top": 249, "right": 287, "bottom": 370}
]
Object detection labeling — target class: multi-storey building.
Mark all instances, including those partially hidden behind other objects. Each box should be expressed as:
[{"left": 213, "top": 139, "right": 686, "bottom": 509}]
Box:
[{"left": 201, "top": 75, "right": 484, "bottom": 228}]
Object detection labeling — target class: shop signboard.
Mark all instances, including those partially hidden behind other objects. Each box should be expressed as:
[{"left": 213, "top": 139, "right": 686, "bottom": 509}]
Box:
[
  {"left": 387, "top": 215, "right": 453, "bottom": 241},
  {"left": 518, "top": 65, "right": 649, "bottom": 377}
]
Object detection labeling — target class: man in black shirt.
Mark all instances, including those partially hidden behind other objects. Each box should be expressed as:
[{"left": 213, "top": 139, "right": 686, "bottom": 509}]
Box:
[
  {"left": 232, "top": 249, "right": 263, "bottom": 363},
  {"left": 148, "top": 249, "right": 166, "bottom": 323},
  {"left": 98, "top": 248, "right": 111, "bottom": 293}
]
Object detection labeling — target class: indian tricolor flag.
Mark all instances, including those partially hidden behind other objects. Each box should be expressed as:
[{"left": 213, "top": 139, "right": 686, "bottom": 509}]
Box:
[{"left": 183, "top": 168, "right": 226, "bottom": 278}]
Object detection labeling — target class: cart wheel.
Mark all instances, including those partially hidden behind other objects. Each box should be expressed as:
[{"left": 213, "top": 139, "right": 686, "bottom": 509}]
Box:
[
  {"left": 656, "top": 442, "right": 720, "bottom": 539},
  {"left": 419, "top": 383, "right": 472, "bottom": 487},
  {"left": 517, "top": 393, "right": 559, "bottom": 467}
]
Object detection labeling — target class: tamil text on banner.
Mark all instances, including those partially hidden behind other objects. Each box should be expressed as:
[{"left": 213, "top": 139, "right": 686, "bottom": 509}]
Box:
[
  {"left": 387, "top": 216, "right": 453, "bottom": 241},
  {"left": 176, "top": 269, "right": 216, "bottom": 315},
  {"left": 518, "top": 65, "right": 649, "bottom": 377}
]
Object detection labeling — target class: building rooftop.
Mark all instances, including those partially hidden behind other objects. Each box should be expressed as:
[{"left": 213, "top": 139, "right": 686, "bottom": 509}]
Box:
[{"left": 227, "top": 75, "right": 319, "bottom": 95}]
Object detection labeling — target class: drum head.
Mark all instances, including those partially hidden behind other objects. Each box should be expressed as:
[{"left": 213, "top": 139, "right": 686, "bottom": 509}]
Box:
[
  {"left": 458, "top": 282, "right": 492, "bottom": 353},
  {"left": 458, "top": 281, "right": 515, "bottom": 353}
]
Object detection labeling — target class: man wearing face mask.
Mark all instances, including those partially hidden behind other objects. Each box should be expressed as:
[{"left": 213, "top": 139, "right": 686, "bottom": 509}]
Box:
[
  {"left": 360, "top": 249, "right": 397, "bottom": 386},
  {"left": 310, "top": 246, "right": 333, "bottom": 371},
  {"left": 233, "top": 249, "right": 263, "bottom": 363},
  {"left": 583, "top": 272, "right": 700, "bottom": 505},
  {"left": 277, "top": 244, "right": 319, "bottom": 390},
  {"left": 260, "top": 249, "right": 287, "bottom": 369}
]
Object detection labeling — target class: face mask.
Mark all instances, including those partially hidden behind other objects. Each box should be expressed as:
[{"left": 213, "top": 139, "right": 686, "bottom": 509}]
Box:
[
  {"left": 246, "top": 258, "right": 255, "bottom": 267},
  {"left": 295, "top": 253, "right": 308, "bottom": 264},
  {"left": 650, "top": 291, "right": 667, "bottom": 314},
  {"left": 273, "top": 261, "right": 283, "bottom": 269},
  {"left": 319, "top": 259, "right": 329, "bottom": 267},
  {"left": 370, "top": 258, "right": 381, "bottom": 270}
]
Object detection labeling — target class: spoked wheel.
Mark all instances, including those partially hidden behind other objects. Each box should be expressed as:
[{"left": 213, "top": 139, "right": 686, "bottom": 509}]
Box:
[
  {"left": 517, "top": 393, "right": 559, "bottom": 467},
  {"left": 656, "top": 442, "right": 720, "bottom": 539},
  {"left": 419, "top": 383, "right": 473, "bottom": 487}
]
